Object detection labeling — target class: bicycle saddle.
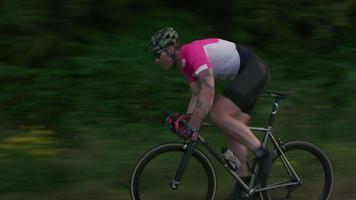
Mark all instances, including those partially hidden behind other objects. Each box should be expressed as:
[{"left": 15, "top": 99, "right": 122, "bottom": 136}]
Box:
[{"left": 265, "top": 90, "right": 295, "bottom": 98}]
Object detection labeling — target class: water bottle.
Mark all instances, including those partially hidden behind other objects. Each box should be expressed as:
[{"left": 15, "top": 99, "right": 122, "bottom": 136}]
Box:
[{"left": 222, "top": 147, "right": 241, "bottom": 171}]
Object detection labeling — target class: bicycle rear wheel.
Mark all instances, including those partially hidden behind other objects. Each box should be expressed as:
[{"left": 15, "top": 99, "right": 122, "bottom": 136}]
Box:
[
  {"left": 261, "top": 141, "right": 333, "bottom": 200},
  {"left": 130, "top": 143, "right": 216, "bottom": 200}
]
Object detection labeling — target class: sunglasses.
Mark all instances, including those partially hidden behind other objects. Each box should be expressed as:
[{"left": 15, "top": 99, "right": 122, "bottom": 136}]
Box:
[{"left": 152, "top": 48, "right": 168, "bottom": 59}]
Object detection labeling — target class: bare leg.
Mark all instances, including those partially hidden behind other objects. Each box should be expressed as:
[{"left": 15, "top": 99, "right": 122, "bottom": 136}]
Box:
[
  {"left": 226, "top": 138, "right": 249, "bottom": 176},
  {"left": 227, "top": 112, "right": 250, "bottom": 176},
  {"left": 210, "top": 95, "right": 261, "bottom": 176}
]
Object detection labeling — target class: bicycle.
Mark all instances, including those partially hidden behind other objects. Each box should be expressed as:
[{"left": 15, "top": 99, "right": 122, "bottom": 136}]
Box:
[{"left": 130, "top": 90, "right": 334, "bottom": 200}]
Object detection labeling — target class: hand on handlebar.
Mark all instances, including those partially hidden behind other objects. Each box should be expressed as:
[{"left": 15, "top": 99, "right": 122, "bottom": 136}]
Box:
[{"left": 161, "top": 110, "right": 194, "bottom": 139}]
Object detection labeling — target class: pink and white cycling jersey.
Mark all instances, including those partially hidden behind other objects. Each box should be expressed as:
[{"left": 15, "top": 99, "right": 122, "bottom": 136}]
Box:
[{"left": 180, "top": 38, "right": 241, "bottom": 82}]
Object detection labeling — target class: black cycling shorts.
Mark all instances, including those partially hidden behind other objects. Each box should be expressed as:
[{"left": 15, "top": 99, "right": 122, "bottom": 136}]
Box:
[{"left": 222, "top": 49, "right": 270, "bottom": 114}]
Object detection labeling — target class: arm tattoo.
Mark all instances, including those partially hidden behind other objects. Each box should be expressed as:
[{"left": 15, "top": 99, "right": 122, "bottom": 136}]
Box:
[
  {"left": 197, "top": 70, "right": 214, "bottom": 90},
  {"left": 188, "top": 69, "right": 215, "bottom": 128},
  {"left": 196, "top": 99, "right": 202, "bottom": 109}
]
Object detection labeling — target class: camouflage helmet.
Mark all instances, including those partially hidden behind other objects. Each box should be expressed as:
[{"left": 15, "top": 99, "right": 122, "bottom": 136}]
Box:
[{"left": 149, "top": 27, "right": 179, "bottom": 55}]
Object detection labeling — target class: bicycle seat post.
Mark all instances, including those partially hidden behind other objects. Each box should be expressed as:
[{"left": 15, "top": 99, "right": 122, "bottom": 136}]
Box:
[
  {"left": 266, "top": 95, "right": 282, "bottom": 130},
  {"left": 265, "top": 90, "right": 294, "bottom": 129}
]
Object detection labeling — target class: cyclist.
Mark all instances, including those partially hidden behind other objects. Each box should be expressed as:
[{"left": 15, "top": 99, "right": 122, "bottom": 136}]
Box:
[{"left": 150, "top": 27, "right": 273, "bottom": 199}]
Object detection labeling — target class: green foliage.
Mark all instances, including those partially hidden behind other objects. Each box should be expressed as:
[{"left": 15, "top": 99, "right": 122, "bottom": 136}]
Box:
[{"left": 0, "top": 1, "right": 356, "bottom": 199}]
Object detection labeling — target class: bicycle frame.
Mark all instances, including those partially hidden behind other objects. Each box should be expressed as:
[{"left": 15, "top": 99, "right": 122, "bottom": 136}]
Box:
[{"left": 170, "top": 94, "right": 302, "bottom": 197}]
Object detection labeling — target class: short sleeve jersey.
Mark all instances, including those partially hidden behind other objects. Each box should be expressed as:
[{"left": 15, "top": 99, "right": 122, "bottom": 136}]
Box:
[{"left": 180, "top": 38, "right": 241, "bottom": 82}]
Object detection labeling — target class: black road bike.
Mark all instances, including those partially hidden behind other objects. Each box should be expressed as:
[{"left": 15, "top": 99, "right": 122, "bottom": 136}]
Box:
[{"left": 130, "top": 91, "right": 334, "bottom": 200}]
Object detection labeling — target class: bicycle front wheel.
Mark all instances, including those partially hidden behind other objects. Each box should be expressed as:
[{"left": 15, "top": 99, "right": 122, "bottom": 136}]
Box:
[
  {"left": 130, "top": 143, "right": 216, "bottom": 200},
  {"left": 262, "top": 141, "right": 334, "bottom": 200}
]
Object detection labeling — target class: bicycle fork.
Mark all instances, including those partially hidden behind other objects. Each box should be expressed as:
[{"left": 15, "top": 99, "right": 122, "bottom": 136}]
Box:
[{"left": 170, "top": 141, "right": 198, "bottom": 190}]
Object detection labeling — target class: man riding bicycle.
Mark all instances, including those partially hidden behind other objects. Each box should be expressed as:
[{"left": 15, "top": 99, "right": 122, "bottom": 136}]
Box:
[{"left": 149, "top": 27, "right": 273, "bottom": 199}]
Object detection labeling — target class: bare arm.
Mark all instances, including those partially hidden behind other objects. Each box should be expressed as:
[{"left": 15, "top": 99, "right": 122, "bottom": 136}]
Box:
[
  {"left": 188, "top": 68, "right": 215, "bottom": 130},
  {"left": 186, "top": 81, "right": 199, "bottom": 114}
]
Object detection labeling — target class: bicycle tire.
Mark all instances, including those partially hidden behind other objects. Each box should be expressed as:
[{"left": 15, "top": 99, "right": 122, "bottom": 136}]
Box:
[
  {"left": 261, "top": 141, "right": 334, "bottom": 200},
  {"left": 130, "top": 143, "right": 217, "bottom": 200}
]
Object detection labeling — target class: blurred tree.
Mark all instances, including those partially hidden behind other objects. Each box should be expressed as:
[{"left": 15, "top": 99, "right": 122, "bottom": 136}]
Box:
[
  {"left": 165, "top": 0, "right": 236, "bottom": 38},
  {"left": 0, "top": 0, "right": 355, "bottom": 138}
]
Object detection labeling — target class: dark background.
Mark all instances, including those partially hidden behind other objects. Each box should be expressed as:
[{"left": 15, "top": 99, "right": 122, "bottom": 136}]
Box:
[{"left": 0, "top": 0, "right": 355, "bottom": 199}]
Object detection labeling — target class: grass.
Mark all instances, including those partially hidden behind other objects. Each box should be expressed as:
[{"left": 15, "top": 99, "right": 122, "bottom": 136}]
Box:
[{"left": 0, "top": 123, "right": 355, "bottom": 199}]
